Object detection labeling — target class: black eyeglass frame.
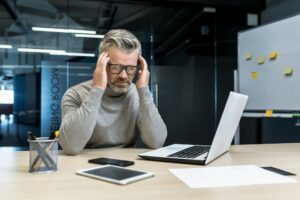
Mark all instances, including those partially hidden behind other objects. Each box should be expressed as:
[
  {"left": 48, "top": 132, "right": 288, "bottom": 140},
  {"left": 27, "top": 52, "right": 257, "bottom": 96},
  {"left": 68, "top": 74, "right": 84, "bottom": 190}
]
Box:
[{"left": 107, "top": 63, "right": 139, "bottom": 75}]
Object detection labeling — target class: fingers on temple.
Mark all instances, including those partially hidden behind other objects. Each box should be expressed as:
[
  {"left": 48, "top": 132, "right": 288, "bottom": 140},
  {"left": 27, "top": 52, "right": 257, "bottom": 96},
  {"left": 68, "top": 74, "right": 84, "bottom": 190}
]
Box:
[
  {"left": 102, "top": 56, "right": 110, "bottom": 71},
  {"left": 96, "top": 52, "right": 108, "bottom": 70}
]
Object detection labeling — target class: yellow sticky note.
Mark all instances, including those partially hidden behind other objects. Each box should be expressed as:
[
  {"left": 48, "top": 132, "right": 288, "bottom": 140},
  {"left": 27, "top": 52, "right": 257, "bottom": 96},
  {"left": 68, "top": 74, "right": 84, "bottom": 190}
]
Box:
[
  {"left": 257, "top": 56, "right": 265, "bottom": 64},
  {"left": 265, "top": 110, "right": 273, "bottom": 117},
  {"left": 269, "top": 51, "right": 278, "bottom": 60},
  {"left": 251, "top": 71, "right": 258, "bottom": 79},
  {"left": 284, "top": 67, "right": 293, "bottom": 76},
  {"left": 245, "top": 52, "right": 253, "bottom": 60}
]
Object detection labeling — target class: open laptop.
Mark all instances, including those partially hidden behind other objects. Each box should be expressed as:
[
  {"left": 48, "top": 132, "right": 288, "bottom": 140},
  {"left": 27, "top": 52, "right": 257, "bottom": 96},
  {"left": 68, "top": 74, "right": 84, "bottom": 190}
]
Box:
[{"left": 139, "top": 91, "right": 248, "bottom": 165}]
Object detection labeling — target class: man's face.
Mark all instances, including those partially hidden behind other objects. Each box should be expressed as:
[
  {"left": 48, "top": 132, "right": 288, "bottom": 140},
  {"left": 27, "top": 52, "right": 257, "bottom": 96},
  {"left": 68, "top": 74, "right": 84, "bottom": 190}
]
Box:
[{"left": 107, "top": 47, "right": 139, "bottom": 94}]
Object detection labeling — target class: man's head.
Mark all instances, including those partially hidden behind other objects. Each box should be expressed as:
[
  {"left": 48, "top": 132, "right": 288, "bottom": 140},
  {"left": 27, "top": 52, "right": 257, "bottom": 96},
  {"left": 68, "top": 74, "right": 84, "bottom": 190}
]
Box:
[{"left": 99, "top": 29, "right": 142, "bottom": 94}]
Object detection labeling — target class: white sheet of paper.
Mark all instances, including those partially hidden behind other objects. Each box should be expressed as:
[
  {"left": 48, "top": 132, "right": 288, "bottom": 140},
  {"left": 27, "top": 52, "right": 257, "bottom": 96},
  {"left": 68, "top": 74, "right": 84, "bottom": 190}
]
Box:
[{"left": 169, "top": 165, "right": 297, "bottom": 188}]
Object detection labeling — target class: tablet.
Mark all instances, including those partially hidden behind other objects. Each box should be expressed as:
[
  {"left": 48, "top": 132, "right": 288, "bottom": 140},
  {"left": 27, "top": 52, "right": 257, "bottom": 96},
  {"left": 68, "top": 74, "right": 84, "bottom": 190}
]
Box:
[{"left": 76, "top": 165, "right": 154, "bottom": 185}]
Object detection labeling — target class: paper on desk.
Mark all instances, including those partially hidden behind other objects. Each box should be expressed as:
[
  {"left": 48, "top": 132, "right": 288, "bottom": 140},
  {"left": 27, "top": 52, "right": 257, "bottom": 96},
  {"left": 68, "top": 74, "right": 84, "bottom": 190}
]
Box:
[{"left": 169, "top": 165, "right": 297, "bottom": 188}]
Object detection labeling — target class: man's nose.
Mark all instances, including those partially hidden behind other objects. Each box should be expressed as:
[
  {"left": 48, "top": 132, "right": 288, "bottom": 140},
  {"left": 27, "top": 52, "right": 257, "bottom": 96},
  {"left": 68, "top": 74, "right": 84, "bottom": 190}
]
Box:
[{"left": 119, "top": 69, "right": 128, "bottom": 78}]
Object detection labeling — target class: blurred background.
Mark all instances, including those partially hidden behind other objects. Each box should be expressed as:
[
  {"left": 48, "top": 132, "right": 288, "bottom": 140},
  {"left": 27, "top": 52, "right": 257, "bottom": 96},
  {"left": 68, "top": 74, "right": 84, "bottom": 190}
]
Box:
[{"left": 0, "top": 0, "right": 299, "bottom": 150}]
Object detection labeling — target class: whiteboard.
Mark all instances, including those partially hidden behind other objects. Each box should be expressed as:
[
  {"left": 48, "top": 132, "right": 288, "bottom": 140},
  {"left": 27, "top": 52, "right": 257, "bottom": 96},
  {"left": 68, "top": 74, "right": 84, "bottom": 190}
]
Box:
[{"left": 238, "top": 14, "right": 300, "bottom": 111}]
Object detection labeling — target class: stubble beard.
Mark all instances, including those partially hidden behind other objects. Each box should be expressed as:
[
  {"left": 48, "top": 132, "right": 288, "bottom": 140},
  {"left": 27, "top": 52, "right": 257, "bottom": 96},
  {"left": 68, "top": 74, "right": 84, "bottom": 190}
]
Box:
[{"left": 108, "top": 78, "right": 131, "bottom": 94}]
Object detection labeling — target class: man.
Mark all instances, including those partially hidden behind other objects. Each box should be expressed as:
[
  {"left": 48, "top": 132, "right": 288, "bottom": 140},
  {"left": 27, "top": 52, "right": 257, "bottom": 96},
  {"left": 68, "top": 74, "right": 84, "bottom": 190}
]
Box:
[{"left": 59, "top": 29, "right": 167, "bottom": 155}]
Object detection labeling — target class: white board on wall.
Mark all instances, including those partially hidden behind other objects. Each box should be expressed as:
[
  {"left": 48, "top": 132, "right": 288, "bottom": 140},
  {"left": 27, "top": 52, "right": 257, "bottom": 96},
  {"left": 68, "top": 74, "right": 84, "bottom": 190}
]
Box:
[{"left": 238, "top": 14, "right": 300, "bottom": 111}]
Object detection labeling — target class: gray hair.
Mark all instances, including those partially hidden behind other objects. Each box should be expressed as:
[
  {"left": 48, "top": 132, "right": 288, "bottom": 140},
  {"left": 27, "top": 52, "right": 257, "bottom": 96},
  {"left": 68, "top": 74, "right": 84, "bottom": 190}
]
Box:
[{"left": 99, "top": 29, "right": 142, "bottom": 54}]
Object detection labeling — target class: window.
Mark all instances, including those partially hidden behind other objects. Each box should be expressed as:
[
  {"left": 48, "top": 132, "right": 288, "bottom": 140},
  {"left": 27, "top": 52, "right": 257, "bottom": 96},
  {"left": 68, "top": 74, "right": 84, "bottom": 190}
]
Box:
[{"left": 0, "top": 90, "right": 14, "bottom": 104}]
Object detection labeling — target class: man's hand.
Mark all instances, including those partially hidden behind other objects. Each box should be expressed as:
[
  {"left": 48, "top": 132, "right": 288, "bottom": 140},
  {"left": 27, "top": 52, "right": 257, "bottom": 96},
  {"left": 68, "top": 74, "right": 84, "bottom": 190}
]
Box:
[
  {"left": 92, "top": 52, "right": 110, "bottom": 90},
  {"left": 135, "top": 55, "right": 150, "bottom": 88}
]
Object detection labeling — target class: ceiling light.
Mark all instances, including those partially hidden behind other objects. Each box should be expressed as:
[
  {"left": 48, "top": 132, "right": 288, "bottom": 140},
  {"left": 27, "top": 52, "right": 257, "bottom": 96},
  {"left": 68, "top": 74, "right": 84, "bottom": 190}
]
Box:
[
  {"left": 75, "top": 34, "right": 104, "bottom": 38},
  {"left": 0, "top": 44, "right": 12, "bottom": 49},
  {"left": 49, "top": 52, "right": 95, "bottom": 57},
  {"left": 18, "top": 48, "right": 66, "bottom": 54},
  {"left": 203, "top": 7, "right": 216, "bottom": 13},
  {"left": 32, "top": 27, "right": 96, "bottom": 34}
]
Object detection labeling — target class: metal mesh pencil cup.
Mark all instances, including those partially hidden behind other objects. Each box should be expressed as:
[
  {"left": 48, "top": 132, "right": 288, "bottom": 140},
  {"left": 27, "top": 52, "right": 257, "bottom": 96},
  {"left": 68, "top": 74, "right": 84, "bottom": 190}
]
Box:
[{"left": 28, "top": 137, "right": 59, "bottom": 173}]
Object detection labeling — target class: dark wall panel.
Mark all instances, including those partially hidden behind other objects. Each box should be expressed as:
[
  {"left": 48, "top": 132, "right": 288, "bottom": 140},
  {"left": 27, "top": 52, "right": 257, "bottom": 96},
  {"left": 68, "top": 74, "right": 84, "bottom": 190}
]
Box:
[{"left": 13, "top": 73, "right": 40, "bottom": 124}]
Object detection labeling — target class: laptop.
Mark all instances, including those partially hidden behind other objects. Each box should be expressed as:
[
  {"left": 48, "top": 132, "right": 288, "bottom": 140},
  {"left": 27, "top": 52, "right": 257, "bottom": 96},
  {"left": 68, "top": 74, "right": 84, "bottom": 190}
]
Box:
[{"left": 139, "top": 91, "right": 248, "bottom": 165}]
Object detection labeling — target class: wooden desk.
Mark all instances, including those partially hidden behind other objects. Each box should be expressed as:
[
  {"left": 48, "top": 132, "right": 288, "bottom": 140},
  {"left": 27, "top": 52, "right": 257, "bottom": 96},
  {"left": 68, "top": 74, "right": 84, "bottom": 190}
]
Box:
[{"left": 1, "top": 143, "right": 300, "bottom": 200}]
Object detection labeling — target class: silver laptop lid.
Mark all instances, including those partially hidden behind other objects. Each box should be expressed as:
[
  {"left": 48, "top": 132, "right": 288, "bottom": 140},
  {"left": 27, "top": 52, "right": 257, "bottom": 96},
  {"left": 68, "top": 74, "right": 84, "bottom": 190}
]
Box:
[{"left": 205, "top": 91, "right": 248, "bottom": 164}]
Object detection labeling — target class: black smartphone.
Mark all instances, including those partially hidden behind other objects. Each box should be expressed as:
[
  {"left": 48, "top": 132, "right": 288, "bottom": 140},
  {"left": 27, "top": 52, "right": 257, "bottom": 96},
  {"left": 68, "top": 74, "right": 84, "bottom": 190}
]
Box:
[
  {"left": 262, "top": 166, "right": 296, "bottom": 176},
  {"left": 88, "top": 157, "right": 134, "bottom": 167}
]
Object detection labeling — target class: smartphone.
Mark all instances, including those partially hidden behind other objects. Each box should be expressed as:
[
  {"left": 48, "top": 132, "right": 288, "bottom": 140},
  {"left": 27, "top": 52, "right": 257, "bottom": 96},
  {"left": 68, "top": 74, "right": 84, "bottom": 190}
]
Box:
[
  {"left": 88, "top": 157, "right": 134, "bottom": 167},
  {"left": 262, "top": 166, "right": 296, "bottom": 176}
]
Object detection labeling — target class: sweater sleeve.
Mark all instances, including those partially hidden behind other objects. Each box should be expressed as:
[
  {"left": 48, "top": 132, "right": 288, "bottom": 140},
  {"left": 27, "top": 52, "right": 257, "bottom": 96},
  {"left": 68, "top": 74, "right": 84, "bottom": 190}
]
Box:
[
  {"left": 59, "top": 87, "right": 104, "bottom": 155},
  {"left": 137, "top": 87, "right": 167, "bottom": 149}
]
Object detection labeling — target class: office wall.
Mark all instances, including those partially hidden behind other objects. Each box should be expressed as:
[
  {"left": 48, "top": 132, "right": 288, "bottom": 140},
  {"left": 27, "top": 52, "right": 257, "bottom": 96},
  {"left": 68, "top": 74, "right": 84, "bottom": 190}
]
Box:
[
  {"left": 156, "top": 47, "right": 237, "bottom": 146},
  {"left": 156, "top": 50, "right": 215, "bottom": 145},
  {"left": 262, "top": 0, "right": 300, "bottom": 23},
  {"left": 14, "top": 73, "right": 40, "bottom": 124}
]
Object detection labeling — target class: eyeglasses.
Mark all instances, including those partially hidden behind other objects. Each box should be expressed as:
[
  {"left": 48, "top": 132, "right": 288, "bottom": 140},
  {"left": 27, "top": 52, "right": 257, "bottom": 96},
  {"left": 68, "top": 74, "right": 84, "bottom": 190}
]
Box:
[{"left": 107, "top": 63, "right": 138, "bottom": 75}]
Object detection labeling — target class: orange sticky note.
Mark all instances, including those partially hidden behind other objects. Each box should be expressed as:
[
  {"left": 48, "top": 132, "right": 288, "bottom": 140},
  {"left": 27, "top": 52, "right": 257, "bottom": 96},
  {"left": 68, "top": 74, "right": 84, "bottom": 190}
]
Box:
[
  {"left": 269, "top": 51, "right": 278, "bottom": 60},
  {"left": 251, "top": 71, "right": 258, "bottom": 79},
  {"left": 265, "top": 110, "right": 273, "bottom": 117}
]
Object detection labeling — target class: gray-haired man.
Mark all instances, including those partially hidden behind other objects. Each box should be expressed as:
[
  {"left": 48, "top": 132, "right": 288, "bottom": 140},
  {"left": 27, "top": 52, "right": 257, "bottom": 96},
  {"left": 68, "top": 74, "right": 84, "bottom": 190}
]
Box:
[{"left": 59, "top": 29, "right": 167, "bottom": 155}]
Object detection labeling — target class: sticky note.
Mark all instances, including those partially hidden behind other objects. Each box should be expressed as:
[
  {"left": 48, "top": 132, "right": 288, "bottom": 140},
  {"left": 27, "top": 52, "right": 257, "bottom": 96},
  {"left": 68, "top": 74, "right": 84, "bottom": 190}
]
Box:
[
  {"left": 257, "top": 56, "right": 265, "bottom": 64},
  {"left": 251, "top": 71, "right": 258, "bottom": 79},
  {"left": 284, "top": 67, "right": 293, "bottom": 76},
  {"left": 245, "top": 52, "right": 253, "bottom": 60},
  {"left": 265, "top": 110, "right": 273, "bottom": 117},
  {"left": 269, "top": 51, "right": 278, "bottom": 60}
]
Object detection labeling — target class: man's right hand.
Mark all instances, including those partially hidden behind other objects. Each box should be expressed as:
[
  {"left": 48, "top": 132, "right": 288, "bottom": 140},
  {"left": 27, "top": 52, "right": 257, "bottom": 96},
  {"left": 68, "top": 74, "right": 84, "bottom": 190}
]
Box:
[{"left": 92, "top": 52, "right": 110, "bottom": 90}]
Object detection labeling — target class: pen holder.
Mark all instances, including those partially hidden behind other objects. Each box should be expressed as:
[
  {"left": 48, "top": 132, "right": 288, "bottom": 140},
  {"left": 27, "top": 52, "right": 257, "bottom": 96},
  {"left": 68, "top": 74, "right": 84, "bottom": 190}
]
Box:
[{"left": 28, "top": 137, "right": 59, "bottom": 173}]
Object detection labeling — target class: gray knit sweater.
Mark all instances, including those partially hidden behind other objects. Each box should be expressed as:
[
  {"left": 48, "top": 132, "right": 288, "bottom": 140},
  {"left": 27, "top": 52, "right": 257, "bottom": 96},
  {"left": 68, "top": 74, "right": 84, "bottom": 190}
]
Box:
[{"left": 59, "top": 80, "right": 167, "bottom": 155}]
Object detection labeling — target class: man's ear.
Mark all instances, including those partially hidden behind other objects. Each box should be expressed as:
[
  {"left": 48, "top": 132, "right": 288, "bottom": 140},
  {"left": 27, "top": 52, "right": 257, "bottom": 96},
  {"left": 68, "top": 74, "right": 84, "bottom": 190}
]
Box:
[
  {"left": 137, "top": 56, "right": 142, "bottom": 67},
  {"left": 137, "top": 54, "right": 141, "bottom": 64}
]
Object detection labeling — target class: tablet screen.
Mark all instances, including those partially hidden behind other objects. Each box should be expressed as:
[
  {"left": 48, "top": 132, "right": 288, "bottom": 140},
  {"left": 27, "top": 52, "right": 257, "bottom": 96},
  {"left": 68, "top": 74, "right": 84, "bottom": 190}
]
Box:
[{"left": 83, "top": 166, "right": 146, "bottom": 180}]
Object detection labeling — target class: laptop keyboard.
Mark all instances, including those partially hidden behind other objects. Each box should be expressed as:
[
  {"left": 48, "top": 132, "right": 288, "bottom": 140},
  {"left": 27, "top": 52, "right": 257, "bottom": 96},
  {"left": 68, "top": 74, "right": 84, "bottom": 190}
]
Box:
[{"left": 167, "top": 145, "right": 210, "bottom": 158}]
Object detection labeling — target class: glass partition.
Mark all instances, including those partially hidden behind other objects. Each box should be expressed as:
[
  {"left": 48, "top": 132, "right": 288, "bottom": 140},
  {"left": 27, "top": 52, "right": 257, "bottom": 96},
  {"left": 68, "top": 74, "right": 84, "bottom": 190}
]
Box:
[{"left": 0, "top": 0, "right": 259, "bottom": 148}]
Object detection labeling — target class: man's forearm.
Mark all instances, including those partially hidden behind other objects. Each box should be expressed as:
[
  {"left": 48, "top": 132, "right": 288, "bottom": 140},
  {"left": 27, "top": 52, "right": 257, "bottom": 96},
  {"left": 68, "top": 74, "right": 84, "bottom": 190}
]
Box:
[
  {"left": 137, "top": 87, "right": 167, "bottom": 148},
  {"left": 59, "top": 87, "right": 104, "bottom": 155}
]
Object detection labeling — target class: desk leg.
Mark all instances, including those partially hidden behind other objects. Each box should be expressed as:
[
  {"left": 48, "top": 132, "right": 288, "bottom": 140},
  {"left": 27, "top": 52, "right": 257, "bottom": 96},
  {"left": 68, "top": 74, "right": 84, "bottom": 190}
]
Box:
[{"left": 257, "top": 118, "right": 262, "bottom": 144}]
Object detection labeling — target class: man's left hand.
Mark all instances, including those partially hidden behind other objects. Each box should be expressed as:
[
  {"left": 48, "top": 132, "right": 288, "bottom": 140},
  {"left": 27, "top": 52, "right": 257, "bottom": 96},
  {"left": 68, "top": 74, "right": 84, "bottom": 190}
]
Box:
[{"left": 136, "top": 55, "right": 150, "bottom": 88}]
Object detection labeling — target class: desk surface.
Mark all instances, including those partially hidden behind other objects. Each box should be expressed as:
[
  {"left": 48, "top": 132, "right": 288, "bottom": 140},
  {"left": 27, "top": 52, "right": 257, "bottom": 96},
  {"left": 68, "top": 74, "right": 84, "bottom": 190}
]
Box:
[{"left": 1, "top": 143, "right": 300, "bottom": 200}]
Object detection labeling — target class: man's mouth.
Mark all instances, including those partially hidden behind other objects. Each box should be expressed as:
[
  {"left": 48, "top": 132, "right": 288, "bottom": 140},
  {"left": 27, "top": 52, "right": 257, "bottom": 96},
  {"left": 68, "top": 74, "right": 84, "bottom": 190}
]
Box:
[{"left": 115, "top": 81, "right": 129, "bottom": 87}]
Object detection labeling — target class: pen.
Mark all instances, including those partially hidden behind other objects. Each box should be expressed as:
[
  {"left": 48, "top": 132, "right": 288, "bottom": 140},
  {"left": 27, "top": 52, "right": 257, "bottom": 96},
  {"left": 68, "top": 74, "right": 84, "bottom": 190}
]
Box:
[{"left": 49, "top": 130, "right": 59, "bottom": 140}]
